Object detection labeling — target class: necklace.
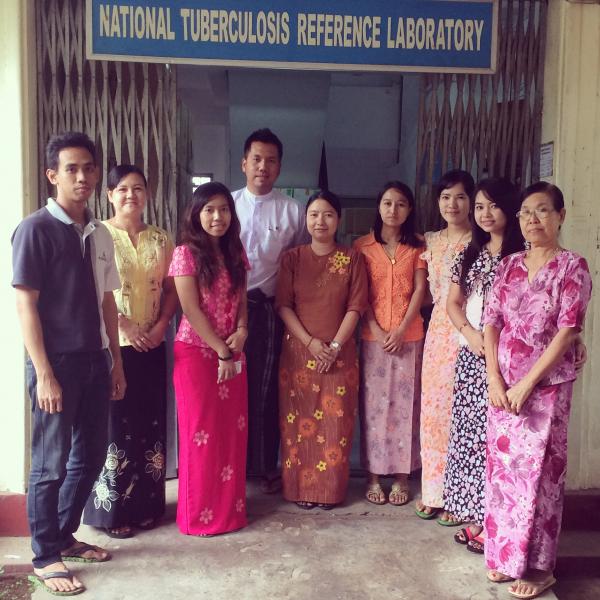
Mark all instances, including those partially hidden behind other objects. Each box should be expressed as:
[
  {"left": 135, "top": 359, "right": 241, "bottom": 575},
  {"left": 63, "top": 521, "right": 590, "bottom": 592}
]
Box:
[
  {"left": 486, "top": 241, "right": 502, "bottom": 255},
  {"left": 444, "top": 228, "right": 469, "bottom": 247},
  {"left": 381, "top": 242, "right": 398, "bottom": 265}
]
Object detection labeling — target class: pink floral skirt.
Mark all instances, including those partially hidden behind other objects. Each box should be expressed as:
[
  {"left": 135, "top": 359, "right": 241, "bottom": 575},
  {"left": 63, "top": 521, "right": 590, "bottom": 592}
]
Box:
[
  {"left": 173, "top": 342, "right": 248, "bottom": 535},
  {"left": 484, "top": 381, "right": 573, "bottom": 578}
]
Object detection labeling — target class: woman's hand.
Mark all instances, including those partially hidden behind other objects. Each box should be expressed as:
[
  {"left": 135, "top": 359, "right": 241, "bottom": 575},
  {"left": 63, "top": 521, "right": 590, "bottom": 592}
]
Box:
[
  {"left": 464, "top": 328, "right": 485, "bottom": 357},
  {"left": 118, "top": 314, "right": 149, "bottom": 352},
  {"left": 217, "top": 358, "right": 237, "bottom": 384},
  {"left": 373, "top": 325, "right": 387, "bottom": 346},
  {"left": 382, "top": 327, "right": 405, "bottom": 354},
  {"left": 506, "top": 378, "right": 535, "bottom": 415},
  {"left": 308, "top": 338, "right": 336, "bottom": 373},
  {"left": 226, "top": 328, "right": 248, "bottom": 354},
  {"left": 488, "top": 374, "right": 509, "bottom": 411},
  {"left": 144, "top": 319, "right": 169, "bottom": 349}
]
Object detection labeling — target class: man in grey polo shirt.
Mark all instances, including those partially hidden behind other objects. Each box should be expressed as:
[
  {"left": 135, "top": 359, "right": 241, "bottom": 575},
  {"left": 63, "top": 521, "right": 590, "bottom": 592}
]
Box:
[{"left": 12, "top": 132, "right": 125, "bottom": 596}]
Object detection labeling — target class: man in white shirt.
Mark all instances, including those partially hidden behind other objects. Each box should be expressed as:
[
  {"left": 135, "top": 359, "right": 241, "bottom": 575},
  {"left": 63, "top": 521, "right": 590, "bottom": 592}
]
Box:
[{"left": 232, "top": 128, "right": 306, "bottom": 492}]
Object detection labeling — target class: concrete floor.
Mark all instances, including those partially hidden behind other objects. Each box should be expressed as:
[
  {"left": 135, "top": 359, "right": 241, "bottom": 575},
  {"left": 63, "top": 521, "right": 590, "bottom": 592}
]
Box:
[{"left": 0, "top": 476, "right": 579, "bottom": 600}]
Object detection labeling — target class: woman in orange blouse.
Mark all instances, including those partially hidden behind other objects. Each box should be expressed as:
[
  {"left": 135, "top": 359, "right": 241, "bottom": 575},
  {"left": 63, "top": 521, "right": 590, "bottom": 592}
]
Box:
[{"left": 354, "top": 181, "right": 427, "bottom": 505}]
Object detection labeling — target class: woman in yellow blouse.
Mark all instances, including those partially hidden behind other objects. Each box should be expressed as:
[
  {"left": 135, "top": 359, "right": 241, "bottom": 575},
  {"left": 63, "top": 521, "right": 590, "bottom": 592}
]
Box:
[{"left": 83, "top": 165, "right": 177, "bottom": 538}]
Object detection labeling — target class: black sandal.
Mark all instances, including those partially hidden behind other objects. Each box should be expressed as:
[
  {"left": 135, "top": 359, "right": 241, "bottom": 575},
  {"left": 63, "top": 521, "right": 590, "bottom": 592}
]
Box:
[
  {"left": 295, "top": 501, "right": 315, "bottom": 510},
  {"left": 104, "top": 526, "right": 133, "bottom": 539}
]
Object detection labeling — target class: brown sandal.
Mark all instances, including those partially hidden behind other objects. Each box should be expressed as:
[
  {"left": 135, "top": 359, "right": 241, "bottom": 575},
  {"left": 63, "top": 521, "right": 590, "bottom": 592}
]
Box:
[
  {"left": 365, "top": 483, "right": 386, "bottom": 505},
  {"left": 389, "top": 482, "right": 410, "bottom": 506}
]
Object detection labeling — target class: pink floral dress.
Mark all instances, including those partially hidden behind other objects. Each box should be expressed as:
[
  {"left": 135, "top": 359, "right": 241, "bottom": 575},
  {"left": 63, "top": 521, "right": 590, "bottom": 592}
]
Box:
[
  {"left": 483, "top": 250, "right": 592, "bottom": 578},
  {"left": 419, "top": 230, "right": 469, "bottom": 507},
  {"left": 169, "top": 245, "right": 249, "bottom": 535}
]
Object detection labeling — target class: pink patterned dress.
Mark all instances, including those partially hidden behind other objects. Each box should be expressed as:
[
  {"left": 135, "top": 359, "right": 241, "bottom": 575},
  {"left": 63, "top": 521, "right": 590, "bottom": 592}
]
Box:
[
  {"left": 169, "top": 245, "right": 249, "bottom": 535},
  {"left": 419, "top": 230, "right": 469, "bottom": 508},
  {"left": 483, "top": 250, "right": 592, "bottom": 578}
]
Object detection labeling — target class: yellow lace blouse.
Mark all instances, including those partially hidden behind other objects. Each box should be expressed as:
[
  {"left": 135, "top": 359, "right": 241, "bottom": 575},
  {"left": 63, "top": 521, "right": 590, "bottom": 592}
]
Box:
[{"left": 103, "top": 222, "right": 174, "bottom": 347}]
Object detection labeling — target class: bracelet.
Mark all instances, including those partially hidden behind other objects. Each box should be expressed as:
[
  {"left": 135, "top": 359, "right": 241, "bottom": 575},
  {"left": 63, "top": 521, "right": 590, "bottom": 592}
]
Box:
[
  {"left": 459, "top": 321, "right": 469, "bottom": 333},
  {"left": 218, "top": 354, "right": 234, "bottom": 361},
  {"left": 305, "top": 336, "right": 313, "bottom": 348}
]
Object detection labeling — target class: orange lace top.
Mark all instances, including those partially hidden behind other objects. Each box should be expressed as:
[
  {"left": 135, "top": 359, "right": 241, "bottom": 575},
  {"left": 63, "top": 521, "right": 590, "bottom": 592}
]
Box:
[{"left": 354, "top": 232, "right": 426, "bottom": 342}]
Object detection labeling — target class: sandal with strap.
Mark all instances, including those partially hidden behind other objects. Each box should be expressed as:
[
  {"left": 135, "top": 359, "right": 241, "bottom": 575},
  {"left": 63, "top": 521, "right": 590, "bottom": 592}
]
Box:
[
  {"left": 508, "top": 576, "right": 556, "bottom": 599},
  {"left": 365, "top": 483, "right": 386, "bottom": 505},
  {"left": 466, "top": 535, "right": 485, "bottom": 554},
  {"left": 28, "top": 570, "right": 86, "bottom": 596},
  {"left": 61, "top": 542, "right": 111, "bottom": 563},
  {"left": 454, "top": 526, "right": 481, "bottom": 545},
  {"left": 388, "top": 482, "right": 410, "bottom": 506}
]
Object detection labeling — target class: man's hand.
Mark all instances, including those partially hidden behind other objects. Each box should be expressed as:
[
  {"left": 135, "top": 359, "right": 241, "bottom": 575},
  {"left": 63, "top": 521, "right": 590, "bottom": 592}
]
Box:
[
  {"left": 37, "top": 371, "right": 63, "bottom": 413},
  {"left": 110, "top": 361, "right": 126, "bottom": 400}
]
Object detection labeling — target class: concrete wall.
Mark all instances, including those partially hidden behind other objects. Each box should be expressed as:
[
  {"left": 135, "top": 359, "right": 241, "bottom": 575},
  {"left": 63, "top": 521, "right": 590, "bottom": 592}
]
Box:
[
  {"left": 542, "top": 0, "right": 600, "bottom": 489},
  {"left": 0, "top": 0, "right": 36, "bottom": 493}
]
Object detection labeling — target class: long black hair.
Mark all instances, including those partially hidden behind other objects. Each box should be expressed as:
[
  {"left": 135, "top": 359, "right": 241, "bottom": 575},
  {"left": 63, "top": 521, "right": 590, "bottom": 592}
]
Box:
[
  {"left": 458, "top": 178, "right": 523, "bottom": 295},
  {"left": 180, "top": 182, "right": 246, "bottom": 294},
  {"left": 373, "top": 181, "right": 423, "bottom": 248}
]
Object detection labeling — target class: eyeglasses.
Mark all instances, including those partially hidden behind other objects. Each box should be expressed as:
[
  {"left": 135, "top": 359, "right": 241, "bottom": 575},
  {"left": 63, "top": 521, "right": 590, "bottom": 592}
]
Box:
[{"left": 516, "top": 207, "right": 555, "bottom": 220}]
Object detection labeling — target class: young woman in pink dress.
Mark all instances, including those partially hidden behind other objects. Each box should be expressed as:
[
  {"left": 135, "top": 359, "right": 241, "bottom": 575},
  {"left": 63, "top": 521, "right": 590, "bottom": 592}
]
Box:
[
  {"left": 416, "top": 170, "right": 474, "bottom": 524},
  {"left": 169, "top": 182, "right": 249, "bottom": 536},
  {"left": 483, "top": 182, "right": 592, "bottom": 599}
]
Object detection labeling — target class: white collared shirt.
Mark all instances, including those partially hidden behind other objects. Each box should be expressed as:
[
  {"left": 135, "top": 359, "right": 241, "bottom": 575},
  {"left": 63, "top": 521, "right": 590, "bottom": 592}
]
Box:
[{"left": 232, "top": 187, "right": 307, "bottom": 297}]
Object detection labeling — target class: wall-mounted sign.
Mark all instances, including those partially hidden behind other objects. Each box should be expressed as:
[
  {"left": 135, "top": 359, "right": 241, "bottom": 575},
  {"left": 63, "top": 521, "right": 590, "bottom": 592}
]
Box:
[{"left": 86, "top": 0, "right": 498, "bottom": 74}]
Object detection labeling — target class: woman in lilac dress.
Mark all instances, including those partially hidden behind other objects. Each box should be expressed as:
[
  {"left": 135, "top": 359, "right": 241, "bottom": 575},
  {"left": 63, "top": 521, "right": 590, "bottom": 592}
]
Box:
[{"left": 483, "top": 182, "right": 592, "bottom": 599}]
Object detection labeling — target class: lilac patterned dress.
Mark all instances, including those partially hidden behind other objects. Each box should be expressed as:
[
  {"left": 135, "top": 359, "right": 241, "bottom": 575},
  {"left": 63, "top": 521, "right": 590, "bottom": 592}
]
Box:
[{"left": 483, "top": 250, "right": 592, "bottom": 578}]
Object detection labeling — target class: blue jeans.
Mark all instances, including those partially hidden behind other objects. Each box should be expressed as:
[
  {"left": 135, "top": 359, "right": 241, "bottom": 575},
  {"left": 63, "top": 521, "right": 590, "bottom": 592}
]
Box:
[{"left": 26, "top": 350, "right": 111, "bottom": 568}]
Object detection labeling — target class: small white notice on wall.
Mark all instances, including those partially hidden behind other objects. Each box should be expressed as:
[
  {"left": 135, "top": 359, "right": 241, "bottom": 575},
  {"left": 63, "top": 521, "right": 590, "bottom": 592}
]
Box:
[{"left": 540, "top": 142, "right": 554, "bottom": 178}]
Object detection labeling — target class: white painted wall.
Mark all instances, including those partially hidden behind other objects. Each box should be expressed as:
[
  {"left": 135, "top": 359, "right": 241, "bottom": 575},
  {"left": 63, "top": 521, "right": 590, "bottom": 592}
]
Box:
[
  {"left": 0, "top": 0, "right": 36, "bottom": 493},
  {"left": 542, "top": 0, "right": 600, "bottom": 489}
]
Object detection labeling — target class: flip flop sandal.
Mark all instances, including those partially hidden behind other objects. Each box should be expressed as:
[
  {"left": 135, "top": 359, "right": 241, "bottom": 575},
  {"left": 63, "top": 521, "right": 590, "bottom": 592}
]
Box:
[
  {"left": 388, "top": 482, "right": 410, "bottom": 506},
  {"left": 466, "top": 535, "right": 485, "bottom": 554},
  {"left": 136, "top": 519, "right": 157, "bottom": 531},
  {"left": 28, "top": 570, "right": 86, "bottom": 596},
  {"left": 61, "top": 542, "right": 112, "bottom": 563},
  {"left": 365, "top": 483, "right": 386, "bottom": 505},
  {"left": 104, "top": 526, "right": 133, "bottom": 539},
  {"left": 454, "top": 527, "right": 481, "bottom": 545},
  {"left": 415, "top": 505, "right": 441, "bottom": 520},
  {"left": 454, "top": 527, "right": 473, "bottom": 545},
  {"left": 316, "top": 503, "right": 336, "bottom": 510},
  {"left": 295, "top": 501, "right": 316, "bottom": 510},
  {"left": 436, "top": 514, "right": 464, "bottom": 527},
  {"left": 507, "top": 576, "right": 556, "bottom": 599}
]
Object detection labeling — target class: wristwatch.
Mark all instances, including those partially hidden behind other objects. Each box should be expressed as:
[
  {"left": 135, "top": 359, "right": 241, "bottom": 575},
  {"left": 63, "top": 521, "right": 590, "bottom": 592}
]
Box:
[{"left": 330, "top": 340, "right": 342, "bottom": 352}]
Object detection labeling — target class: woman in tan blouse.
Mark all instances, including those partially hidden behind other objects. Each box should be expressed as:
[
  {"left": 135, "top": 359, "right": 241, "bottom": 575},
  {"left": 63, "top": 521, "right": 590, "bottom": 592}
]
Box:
[
  {"left": 275, "top": 190, "right": 367, "bottom": 509},
  {"left": 83, "top": 165, "right": 177, "bottom": 537}
]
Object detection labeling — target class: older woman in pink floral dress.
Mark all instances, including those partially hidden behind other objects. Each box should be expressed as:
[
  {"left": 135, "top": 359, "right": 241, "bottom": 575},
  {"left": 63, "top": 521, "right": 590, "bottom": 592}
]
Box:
[{"left": 483, "top": 182, "right": 592, "bottom": 599}]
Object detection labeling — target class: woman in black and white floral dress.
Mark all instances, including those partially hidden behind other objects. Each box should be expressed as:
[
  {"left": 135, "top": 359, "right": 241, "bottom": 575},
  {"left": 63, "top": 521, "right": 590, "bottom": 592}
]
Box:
[{"left": 443, "top": 179, "right": 522, "bottom": 552}]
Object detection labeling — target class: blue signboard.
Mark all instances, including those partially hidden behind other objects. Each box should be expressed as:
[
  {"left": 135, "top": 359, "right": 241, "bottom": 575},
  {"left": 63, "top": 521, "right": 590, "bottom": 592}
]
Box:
[{"left": 86, "top": 0, "right": 498, "bottom": 73}]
